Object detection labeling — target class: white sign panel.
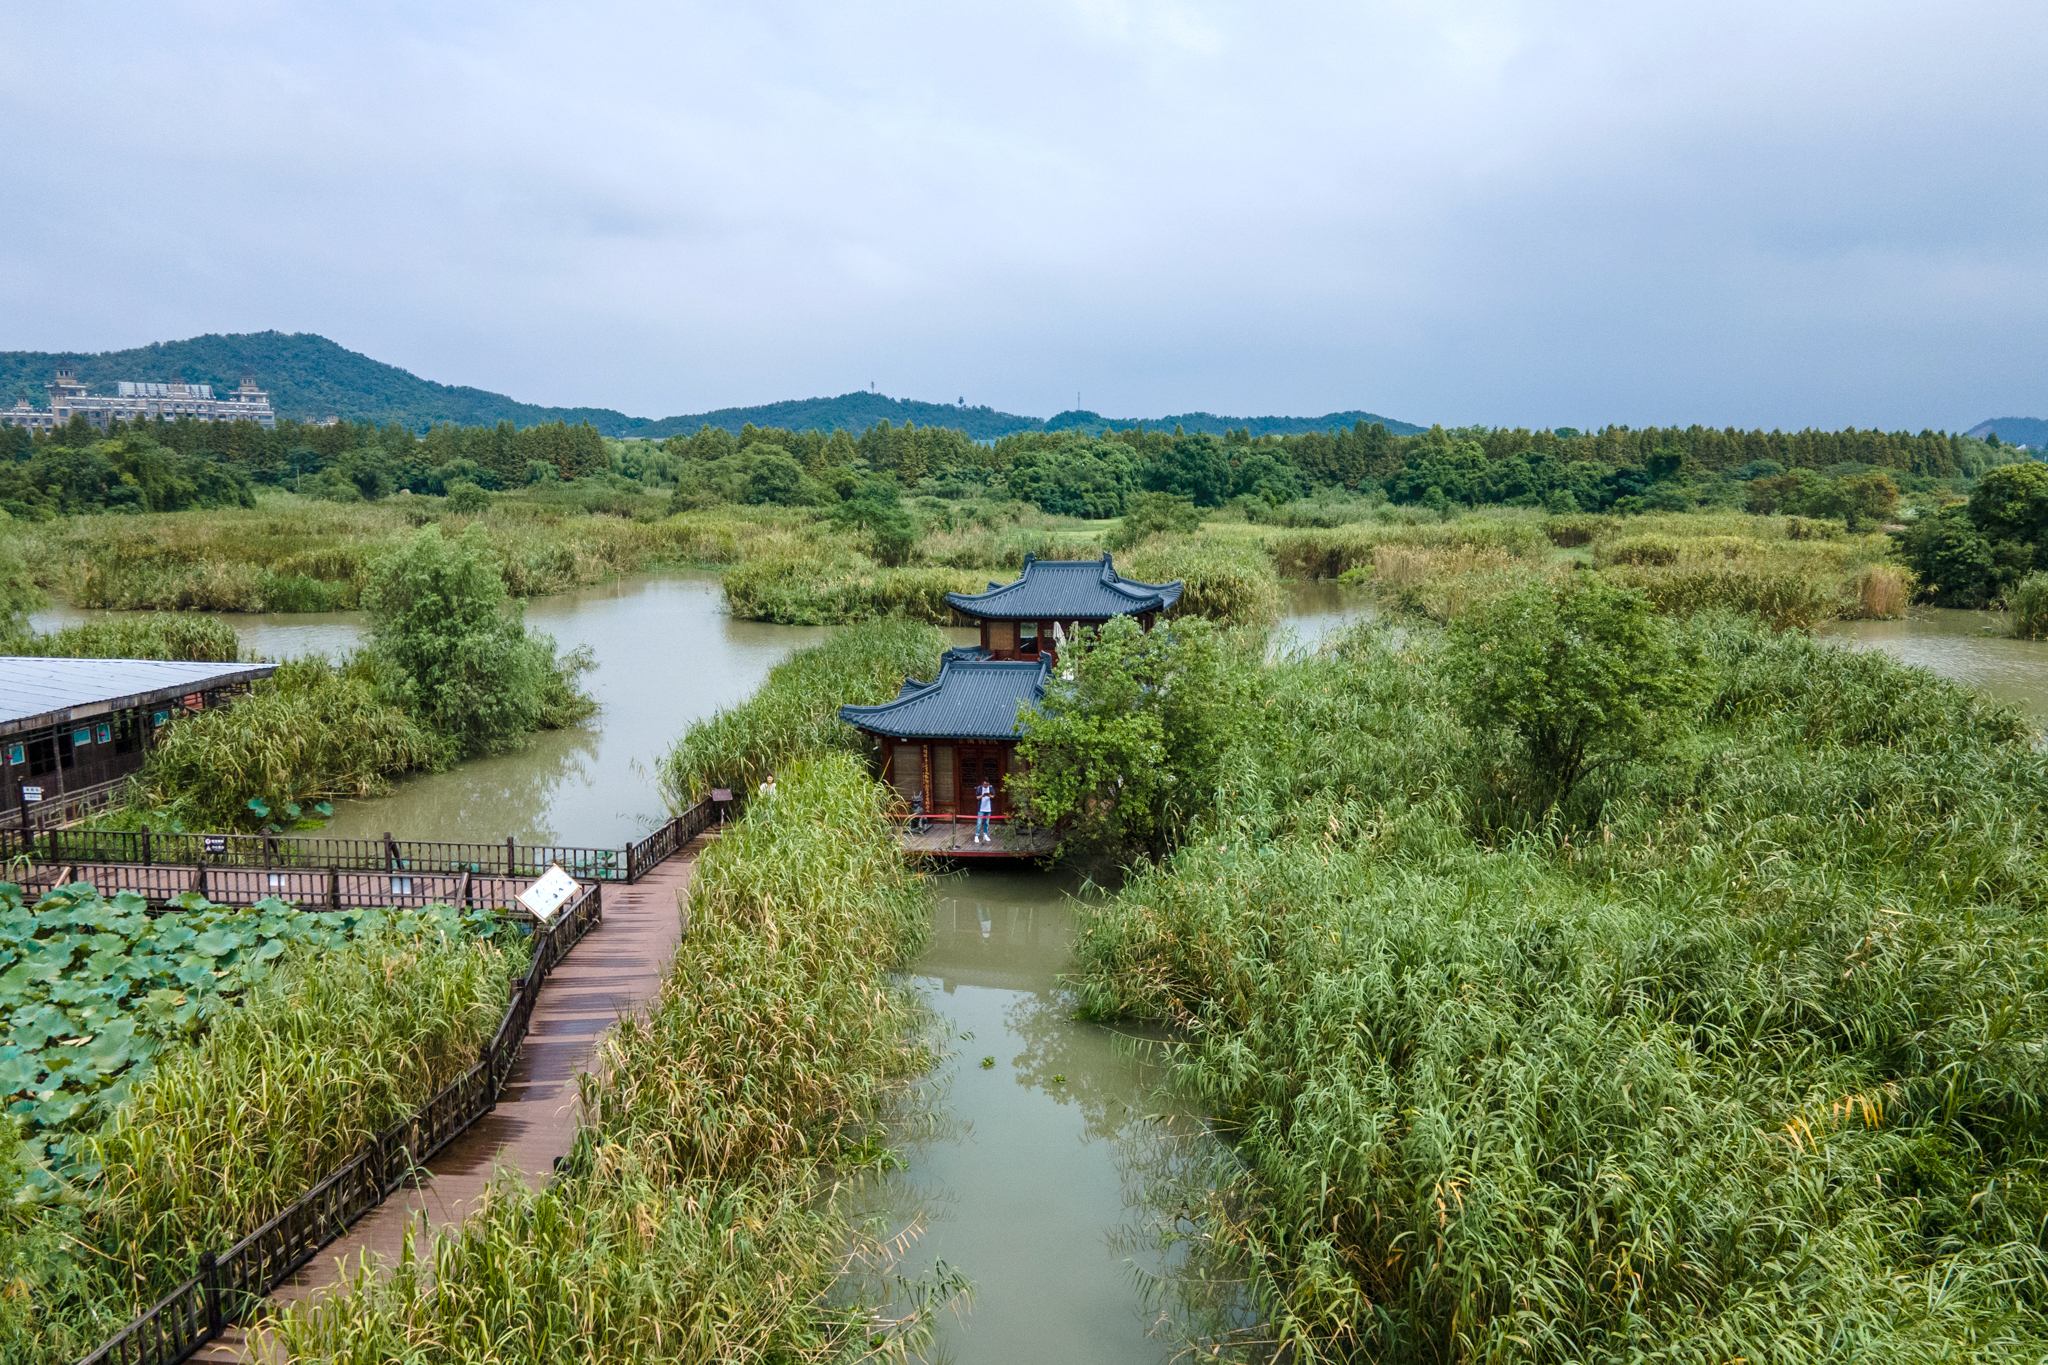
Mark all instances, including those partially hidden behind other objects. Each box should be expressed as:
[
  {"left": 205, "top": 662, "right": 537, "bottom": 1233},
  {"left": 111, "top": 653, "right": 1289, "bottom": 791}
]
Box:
[
  {"left": 517, "top": 864, "right": 582, "bottom": 923},
  {"left": 19, "top": 786, "right": 40, "bottom": 802}
]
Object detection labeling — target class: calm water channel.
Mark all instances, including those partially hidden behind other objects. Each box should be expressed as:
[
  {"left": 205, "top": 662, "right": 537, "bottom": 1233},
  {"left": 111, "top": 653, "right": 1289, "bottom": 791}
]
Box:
[{"left": 38, "top": 576, "right": 2048, "bottom": 1359}]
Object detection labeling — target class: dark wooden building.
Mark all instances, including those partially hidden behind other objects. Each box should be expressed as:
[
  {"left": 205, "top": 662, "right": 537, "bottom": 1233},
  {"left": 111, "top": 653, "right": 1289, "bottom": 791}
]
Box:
[
  {"left": 836, "top": 554, "right": 1185, "bottom": 841},
  {"left": 0, "top": 657, "right": 277, "bottom": 827},
  {"left": 946, "top": 552, "right": 1182, "bottom": 665},
  {"left": 838, "top": 651, "right": 1050, "bottom": 823}
]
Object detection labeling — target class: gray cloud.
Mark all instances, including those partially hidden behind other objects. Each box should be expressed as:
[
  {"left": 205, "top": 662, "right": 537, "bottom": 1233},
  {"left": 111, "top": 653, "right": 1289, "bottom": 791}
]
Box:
[{"left": 2, "top": 0, "right": 2042, "bottom": 428}]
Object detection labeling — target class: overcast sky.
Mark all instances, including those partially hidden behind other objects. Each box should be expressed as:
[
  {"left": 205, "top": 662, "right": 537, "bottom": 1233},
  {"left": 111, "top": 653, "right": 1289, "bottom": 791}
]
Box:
[{"left": 3, "top": 2, "right": 2043, "bottom": 429}]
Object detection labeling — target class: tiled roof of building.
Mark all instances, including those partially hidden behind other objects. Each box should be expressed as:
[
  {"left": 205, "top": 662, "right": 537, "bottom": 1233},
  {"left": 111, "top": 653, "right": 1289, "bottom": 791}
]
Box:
[
  {"left": 837, "top": 657, "right": 1050, "bottom": 740},
  {"left": 0, "top": 657, "right": 278, "bottom": 737},
  {"left": 945, "top": 552, "right": 1182, "bottom": 621}
]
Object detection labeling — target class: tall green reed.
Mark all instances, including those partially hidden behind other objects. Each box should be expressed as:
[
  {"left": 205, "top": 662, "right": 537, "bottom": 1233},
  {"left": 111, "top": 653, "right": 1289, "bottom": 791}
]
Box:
[
  {"left": 1074, "top": 612, "right": 2048, "bottom": 1362},
  {"left": 268, "top": 754, "right": 955, "bottom": 1363}
]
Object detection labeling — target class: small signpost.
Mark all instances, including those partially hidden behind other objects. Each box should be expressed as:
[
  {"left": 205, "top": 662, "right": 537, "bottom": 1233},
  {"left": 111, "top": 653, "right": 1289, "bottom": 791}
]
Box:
[
  {"left": 517, "top": 864, "right": 581, "bottom": 924},
  {"left": 20, "top": 786, "right": 41, "bottom": 803}
]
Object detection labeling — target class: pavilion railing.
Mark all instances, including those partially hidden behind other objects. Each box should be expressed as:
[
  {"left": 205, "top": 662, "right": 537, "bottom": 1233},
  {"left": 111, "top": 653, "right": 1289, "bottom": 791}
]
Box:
[{"left": 75, "top": 881, "right": 603, "bottom": 1365}]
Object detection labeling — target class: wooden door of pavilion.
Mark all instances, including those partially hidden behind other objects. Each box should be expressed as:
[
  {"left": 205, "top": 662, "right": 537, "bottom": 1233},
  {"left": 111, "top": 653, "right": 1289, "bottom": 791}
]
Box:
[{"left": 953, "top": 743, "right": 1010, "bottom": 819}]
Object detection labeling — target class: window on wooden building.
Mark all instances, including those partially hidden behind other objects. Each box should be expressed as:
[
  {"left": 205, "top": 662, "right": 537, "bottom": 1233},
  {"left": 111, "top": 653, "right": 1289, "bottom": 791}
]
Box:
[
  {"left": 891, "top": 743, "right": 923, "bottom": 802},
  {"left": 934, "top": 745, "right": 955, "bottom": 803},
  {"left": 989, "top": 621, "right": 1015, "bottom": 651}
]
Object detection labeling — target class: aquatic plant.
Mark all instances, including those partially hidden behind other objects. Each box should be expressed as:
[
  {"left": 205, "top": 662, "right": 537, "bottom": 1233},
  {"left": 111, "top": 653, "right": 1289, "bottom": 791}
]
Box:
[{"left": 0, "top": 894, "right": 516, "bottom": 1360}]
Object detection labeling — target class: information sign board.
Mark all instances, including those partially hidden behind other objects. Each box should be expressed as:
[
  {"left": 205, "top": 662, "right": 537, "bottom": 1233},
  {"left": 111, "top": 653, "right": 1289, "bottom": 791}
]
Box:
[
  {"left": 20, "top": 786, "right": 41, "bottom": 803},
  {"left": 711, "top": 788, "right": 732, "bottom": 802},
  {"left": 517, "top": 865, "right": 581, "bottom": 923},
  {"left": 202, "top": 836, "right": 227, "bottom": 854}
]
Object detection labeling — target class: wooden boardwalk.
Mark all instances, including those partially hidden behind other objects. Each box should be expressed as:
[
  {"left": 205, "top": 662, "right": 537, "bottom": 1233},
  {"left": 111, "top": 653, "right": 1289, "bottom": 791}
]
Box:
[{"left": 192, "top": 835, "right": 712, "bottom": 1363}]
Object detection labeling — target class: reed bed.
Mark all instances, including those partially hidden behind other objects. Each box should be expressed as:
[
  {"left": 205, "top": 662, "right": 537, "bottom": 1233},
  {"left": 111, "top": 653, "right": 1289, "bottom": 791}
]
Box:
[
  {"left": 1124, "top": 536, "right": 1283, "bottom": 627},
  {"left": 660, "top": 620, "right": 946, "bottom": 804},
  {"left": 5, "top": 498, "right": 802, "bottom": 613},
  {"left": 1072, "top": 613, "right": 2048, "bottom": 1361},
  {"left": 2010, "top": 573, "right": 2048, "bottom": 639},
  {"left": 5, "top": 920, "right": 518, "bottom": 1362},
  {"left": 719, "top": 553, "right": 981, "bottom": 626},
  {"left": 12, "top": 613, "right": 248, "bottom": 662},
  {"left": 139, "top": 655, "right": 450, "bottom": 827},
  {"left": 268, "top": 755, "right": 952, "bottom": 1363}
]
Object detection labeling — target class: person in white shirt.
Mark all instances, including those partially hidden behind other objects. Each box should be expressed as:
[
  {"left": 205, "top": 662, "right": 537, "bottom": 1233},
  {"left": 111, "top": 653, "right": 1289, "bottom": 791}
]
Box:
[
  {"left": 758, "top": 773, "right": 777, "bottom": 800},
  {"left": 974, "top": 780, "right": 993, "bottom": 843}
]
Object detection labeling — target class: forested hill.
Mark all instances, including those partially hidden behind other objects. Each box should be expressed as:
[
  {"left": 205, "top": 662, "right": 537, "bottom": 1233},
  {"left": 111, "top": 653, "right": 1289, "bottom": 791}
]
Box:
[
  {"left": 1968, "top": 417, "right": 2048, "bottom": 449},
  {"left": 0, "top": 332, "right": 1423, "bottom": 438}
]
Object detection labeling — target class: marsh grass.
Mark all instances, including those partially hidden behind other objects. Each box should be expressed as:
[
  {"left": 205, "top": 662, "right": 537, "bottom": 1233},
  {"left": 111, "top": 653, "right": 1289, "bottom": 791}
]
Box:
[
  {"left": 13, "top": 614, "right": 247, "bottom": 662},
  {"left": 267, "top": 755, "right": 958, "bottom": 1363},
  {"left": 8, "top": 497, "right": 803, "bottom": 613},
  {"left": 1073, "top": 614, "right": 2048, "bottom": 1362},
  {"left": 2010, "top": 573, "right": 2048, "bottom": 639},
  {"left": 660, "top": 620, "right": 946, "bottom": 804},
  {"left": 1124, "top": 537, "right": 1283, "bottom": 627},
  {"left": 138, "top": 654, "right": 451, "bottom": 827},
  {"left": 720, "top": 553, "right": 981, "bottom": 626}
]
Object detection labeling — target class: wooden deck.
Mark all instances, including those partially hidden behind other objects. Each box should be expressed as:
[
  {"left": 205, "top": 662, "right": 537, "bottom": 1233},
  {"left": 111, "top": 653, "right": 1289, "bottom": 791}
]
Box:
[
  {"left": 894, "top": 819, "right": 1058, "bottom": 858},
  {"left": 190, "top": 833, "right": 714, "bottom": 1363}
]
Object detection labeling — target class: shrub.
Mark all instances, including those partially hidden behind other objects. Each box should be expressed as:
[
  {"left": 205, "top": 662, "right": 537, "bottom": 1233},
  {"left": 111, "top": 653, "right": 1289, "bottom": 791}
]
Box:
[
  {"left": 1445, "top": 577, "right": 1698, "bottom": 810},
  {"left": 1013, "top": 615, "right": 1257, "bottom": 857},
  {"left": 2012, "top": 573, "right": 2048, "bottom": 639},
  {"left": 362, "top": 525, "right": 595, "bottom": 757},
  {"left": 1105, "top": 492, "right": 1203, "bottom": 550},
  {"left": 443, "top": 480, "right": 491, "bottom": 514}
]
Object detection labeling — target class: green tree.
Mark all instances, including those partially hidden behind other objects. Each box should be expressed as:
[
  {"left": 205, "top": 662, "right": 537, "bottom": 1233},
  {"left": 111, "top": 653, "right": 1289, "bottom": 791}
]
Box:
[
  {"left": 826, "top": 479, "right": 918, "bottom": 566},
  {"left": 1012, "top": 615, "right": 1253, "bottom": 857},
  {"left": 1445, "top": 578, "right": 1696, "bottom": 811},
  {"left": 1967, "top": 460, "right": 2048, "bottom": 545},
  {"left": 1106, "top": 491, "right": 1203, "bottom": 550},
  {"left": 361, "top": 525, "right": 590, "bottom": 756}
]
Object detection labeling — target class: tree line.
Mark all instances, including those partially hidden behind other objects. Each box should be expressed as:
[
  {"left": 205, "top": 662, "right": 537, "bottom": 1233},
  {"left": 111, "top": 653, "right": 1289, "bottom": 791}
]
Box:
[{"left": 0, "top": 405, "right": 2022, "bottom": 523}]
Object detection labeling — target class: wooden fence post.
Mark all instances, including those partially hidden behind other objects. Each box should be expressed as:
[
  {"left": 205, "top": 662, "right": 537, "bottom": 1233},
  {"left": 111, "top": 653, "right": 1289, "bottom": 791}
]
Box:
[
  {"left": 328, "top": 865, "right": 340, "bottom": 910},
  {"left": 140, "top": 827, "right": 151, "bottom": 867},
  {"left": 506, "top": 836, "right": 516, "bottom": 877},
  {"left": 199, "top": 1249, "right": 223, "bottom": 1334}
]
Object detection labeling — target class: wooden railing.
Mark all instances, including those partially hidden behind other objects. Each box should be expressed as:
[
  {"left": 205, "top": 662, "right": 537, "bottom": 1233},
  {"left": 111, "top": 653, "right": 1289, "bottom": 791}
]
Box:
[
  {"left": 76, "top": 882, "right": 604, "bottom": 1365},
  {"left": 11, "top": 791, "right": 740, "bottom": 889}
]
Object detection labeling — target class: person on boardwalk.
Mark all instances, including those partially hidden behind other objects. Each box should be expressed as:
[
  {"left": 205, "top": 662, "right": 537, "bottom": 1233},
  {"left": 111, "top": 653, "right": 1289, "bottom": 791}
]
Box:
[{"left": 974, "top": 780, "right": 993, "bottom": 843}]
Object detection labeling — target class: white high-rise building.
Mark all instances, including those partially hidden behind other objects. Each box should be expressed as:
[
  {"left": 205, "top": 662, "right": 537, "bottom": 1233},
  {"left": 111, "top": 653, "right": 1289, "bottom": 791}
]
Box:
[{"left": 0, "top": 368, "right": 277, "bottom": 432}]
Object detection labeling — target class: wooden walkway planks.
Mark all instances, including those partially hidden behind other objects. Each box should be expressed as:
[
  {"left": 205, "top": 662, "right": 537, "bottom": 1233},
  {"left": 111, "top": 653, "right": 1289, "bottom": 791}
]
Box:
[{"left": 191, "top": 835, "right": 712, "bottom": 1364}]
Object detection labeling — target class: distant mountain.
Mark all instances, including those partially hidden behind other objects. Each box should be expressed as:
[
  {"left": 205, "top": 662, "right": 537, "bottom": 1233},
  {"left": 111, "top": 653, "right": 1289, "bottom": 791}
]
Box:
[
  {"left": 1968, "top": 417, "right": 2048, "bottom": 449},
  {"left": 1042, "top": 408, "right": 1425, "bottom": 437},
  {"left": 0, "top": 331, "right": 1423, "bottom": 439}
]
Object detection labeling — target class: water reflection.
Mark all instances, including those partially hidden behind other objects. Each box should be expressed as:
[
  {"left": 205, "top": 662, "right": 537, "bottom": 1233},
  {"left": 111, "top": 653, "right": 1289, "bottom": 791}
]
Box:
[
  {"left": 865, "top": 868, "right": 1239, "bottom": 1364},
  {"left": 1273, "top": 580, "right": 1374, "bottom": 653},
  {"left": 317, "top": 573, "right": 834, "bottom": 846}
]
